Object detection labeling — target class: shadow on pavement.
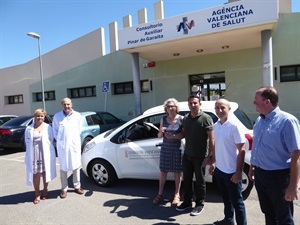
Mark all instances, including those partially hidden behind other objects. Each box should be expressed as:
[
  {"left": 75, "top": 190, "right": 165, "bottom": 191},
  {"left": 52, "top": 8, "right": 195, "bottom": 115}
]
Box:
[
  {"left": 79, "top": 171, "right": 222, "bottom": 204},
  {"left": 0, "top": 189, "right": 62, "bottom": 205},
  {"left": 0, "top": 148, "right": 23, "bottom": 156}
]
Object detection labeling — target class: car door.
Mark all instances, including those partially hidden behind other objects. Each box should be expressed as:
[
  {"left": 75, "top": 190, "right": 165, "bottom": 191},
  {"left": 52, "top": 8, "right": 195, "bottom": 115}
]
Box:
[
  {"left": 99, "top": 112, "right": 122, "bottom": 133},
  {"left": 115, "top": 114, "right": 163, "bottom": 179},
  {"left": 81, "top": 114, "right": 101, "bottom": 140}
]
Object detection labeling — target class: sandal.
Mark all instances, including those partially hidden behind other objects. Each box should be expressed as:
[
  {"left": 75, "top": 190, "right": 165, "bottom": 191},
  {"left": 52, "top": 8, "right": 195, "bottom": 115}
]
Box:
[
  {"left": 41, "top": 189, "right": 48, "bottom": 200},
  {"left": 33, "top": 197, "right": 40, "bottom": 204},
  {"left": 172, "top": 194, "right": 180, "bottom": 206},
  {"left": 152, "top": 194, "right": 163, "bottom": 204},
  {"left": 41, "top": 194, "right": 47, "bottom": 200}
]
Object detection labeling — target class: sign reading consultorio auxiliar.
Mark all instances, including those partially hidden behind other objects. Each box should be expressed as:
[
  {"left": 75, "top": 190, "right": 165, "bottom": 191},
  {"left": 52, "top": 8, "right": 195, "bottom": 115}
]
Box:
[{"left": 118, "top": 0, "right": 278, "bottom": 49}]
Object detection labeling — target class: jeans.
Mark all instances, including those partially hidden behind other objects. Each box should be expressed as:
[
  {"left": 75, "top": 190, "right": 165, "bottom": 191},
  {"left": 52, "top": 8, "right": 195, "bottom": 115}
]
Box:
[
  {"left": 214, "top": 167, "right": 247, "bottom": 225},
  {"left": 182, "top": 154, "right": 206, "bottom": 206},
  {"left": 254, "top": 167, "right": 294, "bottom": 225}
]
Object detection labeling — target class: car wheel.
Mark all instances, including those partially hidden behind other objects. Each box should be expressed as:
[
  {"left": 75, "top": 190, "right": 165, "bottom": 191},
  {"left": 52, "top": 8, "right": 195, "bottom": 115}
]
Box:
[
  {"left": 88, "top": 159, "right": 117, "bottom": 187},
  {"left": 241, "top": 164, "right": 253, "bottom": 200},
  {"left": 81, "top": 137, "right": 93, "bottom": 152}
]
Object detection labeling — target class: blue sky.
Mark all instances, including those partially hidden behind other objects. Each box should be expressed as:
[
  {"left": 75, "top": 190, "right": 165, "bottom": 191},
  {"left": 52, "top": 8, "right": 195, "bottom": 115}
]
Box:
[{"left": 1, "top": 0, "right": 299, "bottom": 69}]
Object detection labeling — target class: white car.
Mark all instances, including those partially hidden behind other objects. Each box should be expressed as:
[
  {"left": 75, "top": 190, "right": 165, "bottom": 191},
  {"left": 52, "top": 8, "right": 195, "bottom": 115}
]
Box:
[{"left": 82, "top": 101, "right": 254, "bottom": 199}]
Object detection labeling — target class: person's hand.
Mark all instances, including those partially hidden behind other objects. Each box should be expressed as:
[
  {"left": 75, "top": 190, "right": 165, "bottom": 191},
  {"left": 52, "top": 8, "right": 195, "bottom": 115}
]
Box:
[
  {"left": 248, "top": 166, "right": 255, "bottom": 182},
  {"left": 164, "top": 131, "right": 173, "bottom": 139},
  {"left": 285, "top": 184, "right": 299, "bottom": 202},
  {"left": 158, "top": 127, "right": 166, "bottom": 138},
  {"left": 231, "top": 171, "right": 242, "bottom": 184},
  {"left": 161, "top": 127, "right": 166, "bottom": 134},
  {"left": 204, "top": 156, "right": 214, "bottom": 165},
  {"left": 209, "top": 164, "right": 215, "bottom": 175}
]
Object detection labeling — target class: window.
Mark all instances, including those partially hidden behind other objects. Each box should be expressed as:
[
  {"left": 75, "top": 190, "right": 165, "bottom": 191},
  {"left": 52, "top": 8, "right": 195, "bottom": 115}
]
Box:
[
  {"left": 7, "top": 95, "right": 23, "bottom": 104},
  {"left": 113, "top": 80, "right": 151, "bottom": 95},
  {"left": 280, "top": 65, "right": 300, "bottom": 82},
  {"left": 70, "top": 86, "right": 96, "bottom": 98},
  {"left": 101, "top": 112, "right": 119, "bottom": 124},
  {"left": 34, "top": 91, "right": 55, "bottom": 102}
]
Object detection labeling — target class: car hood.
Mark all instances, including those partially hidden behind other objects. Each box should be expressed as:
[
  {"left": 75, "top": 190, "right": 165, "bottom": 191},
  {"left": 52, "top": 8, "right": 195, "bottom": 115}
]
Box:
[{"left": 90, "top": 131, "right": 110, "bottom": 144}]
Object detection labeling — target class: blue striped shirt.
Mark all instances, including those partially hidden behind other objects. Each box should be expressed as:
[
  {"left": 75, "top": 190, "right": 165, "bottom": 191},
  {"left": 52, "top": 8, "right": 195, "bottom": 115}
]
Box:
[{"left": 251, "top": 107, "right": 300, "bottom": 170}]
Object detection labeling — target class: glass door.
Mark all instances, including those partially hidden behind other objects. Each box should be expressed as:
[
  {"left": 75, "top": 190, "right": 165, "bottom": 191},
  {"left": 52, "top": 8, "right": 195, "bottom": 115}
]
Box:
[{"left": 189, "top": 72, "right": 226, "bottom": 101}]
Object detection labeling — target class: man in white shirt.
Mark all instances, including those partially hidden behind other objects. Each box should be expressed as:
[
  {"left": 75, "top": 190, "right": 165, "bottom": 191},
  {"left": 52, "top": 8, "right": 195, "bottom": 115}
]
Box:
[
  {"left": 52, "top": 98, "right": 84, "bottom": 199},
  {"left": 210, "top": 98, "right": 247, "bottom": 225}
]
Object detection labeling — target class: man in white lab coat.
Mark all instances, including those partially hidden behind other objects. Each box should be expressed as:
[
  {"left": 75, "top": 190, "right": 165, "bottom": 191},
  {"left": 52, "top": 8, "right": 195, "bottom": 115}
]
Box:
[{"left": 52, "top": 98, "right": 84, "bottom": 199}]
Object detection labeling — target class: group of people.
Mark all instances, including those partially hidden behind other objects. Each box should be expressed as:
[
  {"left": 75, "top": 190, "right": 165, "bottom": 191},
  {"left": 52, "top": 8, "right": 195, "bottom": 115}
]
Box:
[
  {"left": 24, "top": 87, "right": 300, "bottom": 225},
  {"left": 153, "top": 86, "right": 300, "bottom": 225},
  {"left": 25, "top": 98, "right": 84, "bottom": 204}
]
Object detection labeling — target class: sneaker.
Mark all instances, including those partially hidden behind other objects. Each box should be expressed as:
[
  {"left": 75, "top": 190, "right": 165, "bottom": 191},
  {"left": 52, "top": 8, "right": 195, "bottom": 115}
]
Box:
[
  {"left": 190, "top": 205, "right": 204, "bottom": 216},
  {"left": 176, "top": 202, "right": 192, "bottom": 211},
  {"left": 213, "top": 218, "right": 234, "bottom": 225}
]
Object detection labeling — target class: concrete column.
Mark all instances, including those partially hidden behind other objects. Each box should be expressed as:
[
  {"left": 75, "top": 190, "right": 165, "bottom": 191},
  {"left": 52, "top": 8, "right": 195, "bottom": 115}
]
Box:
[
  {"left": 138, "top": 8, "right": 147, "bottom": 24},
  {"left": 279, "top": 0, "right": 291, "bottom": 13},
  {"left": 154, "top": 0, "right": 164, "bottom": 20},
  {"left": 261, "top": 30, "right": 273, "bottom": 86},
  {"left": 99, "top": 27, "right": 106, "bottom": 56},
  {"left": 123, "top": 15, "right": 132, "bottom": 28},
  {"left": 131, "top": 52, "right": 142, "bottom": 116},
  {"left": 109, "top": 21, "right": 119, "bottom": 52}
]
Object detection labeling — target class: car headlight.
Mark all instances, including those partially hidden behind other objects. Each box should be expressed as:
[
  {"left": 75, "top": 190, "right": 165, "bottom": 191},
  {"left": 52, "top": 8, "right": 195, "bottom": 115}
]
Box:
[{"left": 83, "top": 141, "right": 96, "bottom": 153}]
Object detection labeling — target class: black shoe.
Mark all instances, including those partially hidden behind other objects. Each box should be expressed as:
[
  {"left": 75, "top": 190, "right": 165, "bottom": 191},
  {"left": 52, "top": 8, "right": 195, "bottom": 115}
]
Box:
[
  {"left": 190, "top": 205, "right": 204, "bottom": 216},
  {"left": 176, "top": 202, "right": 192, "bottom": 211},
  {"left": 213, "top": 218, "right": 234, "bottom": 225}
]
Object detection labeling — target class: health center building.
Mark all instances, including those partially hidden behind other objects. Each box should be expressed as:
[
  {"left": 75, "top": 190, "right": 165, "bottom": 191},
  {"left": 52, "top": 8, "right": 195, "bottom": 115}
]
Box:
[{"left": 0, "top": 0, "right": 299, "bottom": 122}]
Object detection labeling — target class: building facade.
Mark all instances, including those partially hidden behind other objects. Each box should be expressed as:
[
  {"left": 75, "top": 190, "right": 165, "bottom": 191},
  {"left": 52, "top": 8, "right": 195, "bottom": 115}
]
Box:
[{"left": 0, "top": 0, "right": 299, "bottom": 122}]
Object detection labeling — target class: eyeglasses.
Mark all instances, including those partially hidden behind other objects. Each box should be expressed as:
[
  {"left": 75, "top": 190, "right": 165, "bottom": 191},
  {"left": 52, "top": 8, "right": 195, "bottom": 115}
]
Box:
[{"left": 166, "top": 105, "right": 176, "bottom": 108}]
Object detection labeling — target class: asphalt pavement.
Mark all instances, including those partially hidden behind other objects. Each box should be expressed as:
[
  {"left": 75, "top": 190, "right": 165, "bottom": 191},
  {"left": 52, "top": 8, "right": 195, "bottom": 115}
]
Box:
[{"left": 0, "top": 149, "right": 299, "bottom": 225}]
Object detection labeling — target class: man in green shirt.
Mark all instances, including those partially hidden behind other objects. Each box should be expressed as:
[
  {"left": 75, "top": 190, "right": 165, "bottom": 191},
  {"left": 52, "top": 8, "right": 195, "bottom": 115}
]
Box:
[{"left": 176, "top": 95, "right": 214, "bottom": 216}]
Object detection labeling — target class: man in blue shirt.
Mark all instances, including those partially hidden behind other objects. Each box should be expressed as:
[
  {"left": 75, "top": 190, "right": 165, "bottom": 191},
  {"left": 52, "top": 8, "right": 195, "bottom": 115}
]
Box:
[{"left": 249, "top": 86, "right": 300, "bottom": 225}]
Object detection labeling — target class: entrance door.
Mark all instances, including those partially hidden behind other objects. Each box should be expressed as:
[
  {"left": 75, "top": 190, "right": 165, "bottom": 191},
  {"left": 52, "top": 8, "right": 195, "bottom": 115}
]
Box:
[{"left": 189, "top": 72, "right": 226, "bottom": 100}]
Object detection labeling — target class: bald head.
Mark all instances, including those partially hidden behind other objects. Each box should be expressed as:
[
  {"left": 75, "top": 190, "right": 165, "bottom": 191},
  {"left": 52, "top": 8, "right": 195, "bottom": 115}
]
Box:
[
  {"left": 215, "top": 98, "right": 231, "bottom": 122},
  {"left": 61, "top": 98, "right": 73, "bottom": 115},
  {"left": 216, "top": 98, "right": 230, "bottom": 108}
]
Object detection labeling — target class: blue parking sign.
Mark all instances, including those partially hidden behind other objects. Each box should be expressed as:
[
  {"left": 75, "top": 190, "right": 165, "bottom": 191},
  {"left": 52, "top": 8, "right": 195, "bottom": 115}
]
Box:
[{"left": 102, "top": 81, "right": 110, "bottom": 92}]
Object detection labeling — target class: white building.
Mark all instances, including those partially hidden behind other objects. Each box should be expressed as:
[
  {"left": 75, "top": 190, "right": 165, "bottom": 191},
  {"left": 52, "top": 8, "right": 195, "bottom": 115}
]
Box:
[{"left": 0, "top": 0, "right": 299, "bottom": 122}]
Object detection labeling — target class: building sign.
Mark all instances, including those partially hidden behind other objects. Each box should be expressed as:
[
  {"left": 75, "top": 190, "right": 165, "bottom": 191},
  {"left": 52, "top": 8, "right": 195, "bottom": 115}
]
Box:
[{"left": 119, "top": 0, "right": 278, "bottom": 49}]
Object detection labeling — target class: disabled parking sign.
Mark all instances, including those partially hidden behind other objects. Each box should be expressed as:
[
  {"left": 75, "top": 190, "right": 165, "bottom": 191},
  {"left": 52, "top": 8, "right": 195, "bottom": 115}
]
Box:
[{"left": 102, "top": 81, "right": 110, "bottom": 92}]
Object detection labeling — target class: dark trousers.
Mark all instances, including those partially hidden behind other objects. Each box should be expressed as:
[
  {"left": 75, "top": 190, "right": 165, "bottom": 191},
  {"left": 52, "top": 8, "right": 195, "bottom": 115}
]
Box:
[
  {"left": 182, "top": 154, "right": 206, "bottom": 206},
  {"left": 214, "top": 167, "right": 247, "bottom": 225},
  {"left": 254, "top": 167, "right": 294, "bottom": 225}
]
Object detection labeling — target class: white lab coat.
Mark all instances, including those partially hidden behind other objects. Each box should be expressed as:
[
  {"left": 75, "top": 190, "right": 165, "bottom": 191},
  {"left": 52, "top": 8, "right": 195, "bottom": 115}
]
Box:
[
  {"left": 52, "top": 110, "right": 82, "bottom": 172},
  {"left": 24, "top": 122, "right": 57, "bottom": 186}
]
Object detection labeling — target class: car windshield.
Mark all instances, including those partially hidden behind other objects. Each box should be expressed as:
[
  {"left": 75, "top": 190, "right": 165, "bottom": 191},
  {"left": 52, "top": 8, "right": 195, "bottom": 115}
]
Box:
[
  {"left": 233, "top": 108, "right": 253, "bottom": 130},
  {"left": 1, "top": 116, "right": 32, "bottom": 126}
]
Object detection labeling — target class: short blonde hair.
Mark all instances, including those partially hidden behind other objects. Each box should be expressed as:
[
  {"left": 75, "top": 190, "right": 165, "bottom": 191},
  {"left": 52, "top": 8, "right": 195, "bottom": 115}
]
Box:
[
  {"left": 163, "top": 98, "right": 179, "bottom": 113},
  {"left": 34, "top": 108, "right": 47, "bottom": 117}
]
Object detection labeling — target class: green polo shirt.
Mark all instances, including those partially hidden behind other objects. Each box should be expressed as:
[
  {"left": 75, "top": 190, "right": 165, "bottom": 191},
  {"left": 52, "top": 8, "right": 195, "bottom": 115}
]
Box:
[{"left": 183, "top": 110, "right": 213, "bottom": 159}]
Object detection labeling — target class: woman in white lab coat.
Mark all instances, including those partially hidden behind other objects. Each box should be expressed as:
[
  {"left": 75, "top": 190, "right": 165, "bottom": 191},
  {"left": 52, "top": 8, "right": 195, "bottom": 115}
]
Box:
[{"left": 25, "top": 109, "right": 57, "bottom": 204}]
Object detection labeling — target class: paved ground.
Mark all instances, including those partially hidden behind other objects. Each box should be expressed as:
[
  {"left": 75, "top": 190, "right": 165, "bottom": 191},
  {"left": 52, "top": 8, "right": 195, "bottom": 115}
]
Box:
[{"left": 0, "top": 149, "right": 299, "bottom": 225}]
